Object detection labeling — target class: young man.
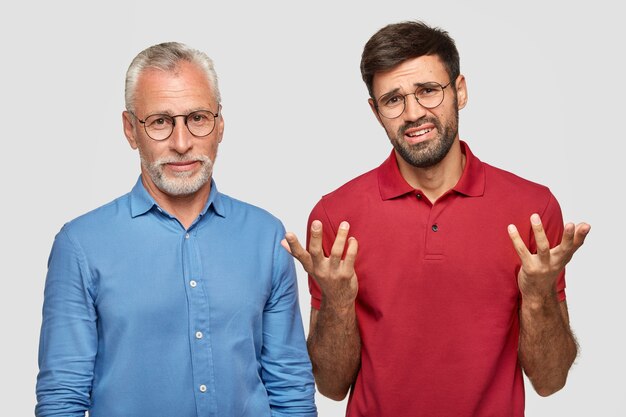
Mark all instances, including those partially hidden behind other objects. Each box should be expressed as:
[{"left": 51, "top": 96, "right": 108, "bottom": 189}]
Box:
[
  {"left": 283, "top": 21, "right": 590, "bottom": 417},
  {"left": 36, "top": 42, "right": 316, "bottom": 417}
]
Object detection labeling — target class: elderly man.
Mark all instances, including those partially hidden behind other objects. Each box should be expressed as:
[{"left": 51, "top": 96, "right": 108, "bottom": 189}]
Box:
[
  {"left": 283, "top": 21, "right": 590, "bottom": 417},
  {"left": 36, "top": 42, "right": 316, "bottom": 417}
]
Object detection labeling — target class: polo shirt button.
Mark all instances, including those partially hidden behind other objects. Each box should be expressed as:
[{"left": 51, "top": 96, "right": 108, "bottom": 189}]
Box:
[
  {"left": 190, "top": 280, "right": 197, "bottom": 288},
  {"left": 199, "top": 384, "right": 207, "bottom": 392},
  {"left": 416, "top": 193, "right": 422, "bottom": 199},
  {"left": 431, "top": 224, "right": 438, "bottom": 232},
  {"left": 195, "top": 331, "right": 203, "bottom": 339},
  {"left": 185, "top": 233, "right": 190, "bottom": 239}
]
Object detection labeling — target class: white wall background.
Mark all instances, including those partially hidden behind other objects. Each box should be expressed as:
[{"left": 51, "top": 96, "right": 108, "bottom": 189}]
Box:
[{"left": 1, "top": 1, "right": 622, "bottom": 415}]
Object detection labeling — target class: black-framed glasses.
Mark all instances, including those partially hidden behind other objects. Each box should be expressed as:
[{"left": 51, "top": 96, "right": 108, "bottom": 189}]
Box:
[
  {"left": 375, "top": 81, "right": 451, "bottom": 119},
  {"left": 128, "top": 107, "right": 220, "bottom": 141}
]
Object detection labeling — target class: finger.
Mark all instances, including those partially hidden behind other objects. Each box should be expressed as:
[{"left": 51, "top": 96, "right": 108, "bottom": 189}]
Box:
[
  {"left": 283, "top": 232, "right": 305, "bottom": 256},
  {"left": 280, "top": 238, "right": 292, "bottom": 254},
  {"left": 308, "top": 220, "right": 325, "bottom": 262},
  {"left": 556, "top": 222, "right": 591, "bottom": 266},
  {"left": 558, "top": 222, "right": 576, "bottom": 254},
  {"left": 554, "top": 221, "right": 591, "bottom": 268},
  {"left": 530, "top": 213, "right": 550, "bottom": 262},
  {"left": 343, "top": 237, "right": 359, "bottom": 272},
  {"left": 329, "top": 221, "right": 350, "bottom": 267},
  {"left": 508, "top": 223, "right": 531, "bottom": 263},
  {"left": 573, "top": 222, "right": 591, "bottom": 248},
  {"left": 283, "top": 232, "right": 314, "bottom": 273}
]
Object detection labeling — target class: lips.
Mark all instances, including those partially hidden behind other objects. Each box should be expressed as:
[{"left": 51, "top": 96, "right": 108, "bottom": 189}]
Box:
[
  {"left": 166, "top": 160, "right": 199, "bottom": 172},
  {"left": 407, "top": 128, "right": 432, "bottom": 137},
  {"left": 403, "top": 123, "right": 436, "bottom": 145}
]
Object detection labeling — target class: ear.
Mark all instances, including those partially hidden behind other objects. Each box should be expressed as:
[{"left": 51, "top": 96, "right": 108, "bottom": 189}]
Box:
[
  {"left": 216, "top": 110, "right": 225, "bottom": 144},
  {"left": 122, "top": 111, "right": 139, "bottom": 150},
  {"left": 455, "top": 75, "right": 468, "bottom": 110},
  {"left": 368, "top": 98, "right": 385, "bottom": 128}
]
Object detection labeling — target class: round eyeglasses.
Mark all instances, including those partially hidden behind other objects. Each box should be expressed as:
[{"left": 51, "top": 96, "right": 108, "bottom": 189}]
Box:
[
  {"left": 128, "top": 108, "right": 220, "bottom": 141},
  {"left": 375, "top": 81, "right": 451, "bottom": 119}
]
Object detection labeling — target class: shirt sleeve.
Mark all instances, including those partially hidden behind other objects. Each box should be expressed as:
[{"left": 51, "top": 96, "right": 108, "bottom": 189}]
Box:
[
  {"left": 534, "top": 192, "right": 567, "bottom": 301},
  {"left": 261, "top": 225, "right": 317, "bottom": 417},
  {"left": 36, "top": 227, "right": 97, "bottom": 417}
]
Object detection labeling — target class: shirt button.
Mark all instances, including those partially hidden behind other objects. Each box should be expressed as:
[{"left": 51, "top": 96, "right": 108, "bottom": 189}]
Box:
[
  {"left": 189, "top": 280, "right": 197, "bottom": 288},
  {"left": 432, "top": 224, "right": 439, "bottom": 232},
  {"left": 185, "top": 233, "right": 190, "bottom": 239},
  {"left": 199, "top": 384, "right": 207, "bottom": 393},
  {"left": 416, "top": 193, "right": 422, "bottom": 199},
  {"left": 195, "top": 331, "right": 203, "bottom": 339}
]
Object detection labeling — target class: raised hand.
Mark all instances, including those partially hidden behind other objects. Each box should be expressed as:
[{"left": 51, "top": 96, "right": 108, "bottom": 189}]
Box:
[
  {"left": 508, "top": 213, "right": 590, "bottom": 301},
  {"left": 282, "top": 220, "right": 358, "bottom": 309}
]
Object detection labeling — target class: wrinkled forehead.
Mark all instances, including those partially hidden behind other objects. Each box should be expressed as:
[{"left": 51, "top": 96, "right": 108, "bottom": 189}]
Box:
[
  {"left": 134, "top": 63, "right": 218, "bottom": 114},
  {"left": 372, "top": 55, "right": 449, "bottom": 97}
]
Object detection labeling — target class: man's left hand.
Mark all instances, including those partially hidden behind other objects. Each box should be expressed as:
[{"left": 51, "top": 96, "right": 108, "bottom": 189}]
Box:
[{"left": 508, "top": 213, "right": 591, "bottom": 301}]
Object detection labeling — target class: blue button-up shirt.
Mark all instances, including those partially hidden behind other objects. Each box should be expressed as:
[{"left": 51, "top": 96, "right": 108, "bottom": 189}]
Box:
[{"left": 36, "top": 177, "right": 317, "bottom": 417}]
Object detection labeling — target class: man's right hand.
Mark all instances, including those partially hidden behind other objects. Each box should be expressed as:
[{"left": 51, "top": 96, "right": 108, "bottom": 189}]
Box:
[{"left": 281, "top": 220, "right": 358, "bottom": 310}]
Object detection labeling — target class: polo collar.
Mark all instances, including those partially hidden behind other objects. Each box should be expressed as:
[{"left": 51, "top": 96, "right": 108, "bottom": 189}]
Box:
[{"left": 378, "top": 140, "right": 485, "bottom": 200}]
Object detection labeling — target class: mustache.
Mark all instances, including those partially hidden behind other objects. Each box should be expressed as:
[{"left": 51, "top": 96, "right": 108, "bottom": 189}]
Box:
[{"left": 154, "top": 154, "right": 211, "bottom": 167}]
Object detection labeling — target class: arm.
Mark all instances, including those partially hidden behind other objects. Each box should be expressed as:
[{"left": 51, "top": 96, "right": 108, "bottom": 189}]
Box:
[
  {"left": 508, "top": 213, "right": 590, "bottom": 396},
  {"left": 282, "top": 220, "right": 360, "bottom": 401},
  {"left": 261, "top": 228, "right": 317, "bottom": 417},
  {"left": 36, "top": 229, "right": 97, "bottom": 417}
]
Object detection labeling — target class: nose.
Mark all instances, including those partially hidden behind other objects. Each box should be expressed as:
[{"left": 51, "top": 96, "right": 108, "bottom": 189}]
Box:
[
  {"left": 169, "top": 117, "right": 193, "bottom": 154},
  {"left": 402, "top": 93, "right": 427, "bottom": 122}
]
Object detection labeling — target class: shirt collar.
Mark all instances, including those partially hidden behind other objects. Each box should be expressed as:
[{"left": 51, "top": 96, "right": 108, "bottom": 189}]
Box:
[
  {"left": 378, "top": 140, "right": 485, "bottom": 200},
  {"left": 129, "top": 176, "right": 226, "bottom": 218}
]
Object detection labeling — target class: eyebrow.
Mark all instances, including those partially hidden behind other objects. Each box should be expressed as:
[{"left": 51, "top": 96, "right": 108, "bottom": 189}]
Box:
[
  {"left": 414, "top": 81, "right": 440, "bottom": 87},
  {"left": 377, "top": 88, "right": 401, "bottom": 101},
  {"left": 378, "top": 81, "right": 443, "bottom": 100}
]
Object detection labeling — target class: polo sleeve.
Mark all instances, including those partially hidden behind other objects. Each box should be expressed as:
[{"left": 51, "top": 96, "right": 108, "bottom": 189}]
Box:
[
  {"left": 534, "top": 192, "right": 567, "bottom": 301},
  {"left": 261, "top": 225, "right": 317, "bottom": 417},
  {"left": 307, "top": 199, "right": 338, "bottom": 311},
  {"left": 35, "top": 227, "right": 97, "bottom": 417}
]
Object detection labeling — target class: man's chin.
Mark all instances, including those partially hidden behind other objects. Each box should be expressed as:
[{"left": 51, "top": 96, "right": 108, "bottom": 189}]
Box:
[
  {"left": 395, "top": 145, "right": 444, "bottom": 168},
  {"left": 157, "top": 175, "right": 210, "bottom": 197}
]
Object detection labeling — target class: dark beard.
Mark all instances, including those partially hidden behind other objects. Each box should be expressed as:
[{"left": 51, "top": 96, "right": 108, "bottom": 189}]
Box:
[{"left": 392, "top": 112, "right": 458, "bottom": 168}]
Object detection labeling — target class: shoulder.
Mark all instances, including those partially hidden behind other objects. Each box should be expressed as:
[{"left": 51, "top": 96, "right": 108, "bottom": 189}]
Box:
[
  {"left": 48, "top": 193, "right": 133, "bottom": 269},
  {"left": 478, "top": 160, "right": 562, "bottom": 222},
  {"left": 482, "top": 161, "right": 553, "bottom": 199},
  {"left": 463, "top": 141, "right": 555, "bottom": 203},
  {"left": 217, "top": 192, "right": 285, "bottom": 232},
  {"left": 61, "top": 193, "right": 133, "bottom": 237},
  {"left": 316, "top": 166, "right": 380, "bottom": 208},
  {"left": 306, "top": 165, "right": 382, "bottom": 231}
]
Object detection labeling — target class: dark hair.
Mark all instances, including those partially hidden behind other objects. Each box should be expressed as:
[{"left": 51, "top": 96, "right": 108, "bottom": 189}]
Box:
[{"left": 360, "top": 21, "right": 460, "bottom": 99}]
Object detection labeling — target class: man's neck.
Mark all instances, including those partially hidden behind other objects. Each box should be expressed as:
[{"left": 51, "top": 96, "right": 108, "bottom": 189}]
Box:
[
  {"left": 396, "top": 140, "right": 466, "bottom": 203},
  {"left": 141, "top": 175, "right": 211, "bottom": 230}
]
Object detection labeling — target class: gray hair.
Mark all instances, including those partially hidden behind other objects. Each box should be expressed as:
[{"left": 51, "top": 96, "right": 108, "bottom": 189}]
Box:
[{"left": 125, "top": 42, "right": 221, "bottom": 112}]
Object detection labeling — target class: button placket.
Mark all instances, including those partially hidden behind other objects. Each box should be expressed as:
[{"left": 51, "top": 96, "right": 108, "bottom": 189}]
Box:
[
  {"left": 424, "top": 199, "right": 447, "bottom": 256},
  {"left": 183, "top": 229, "right": 215, "bottom": 415}
]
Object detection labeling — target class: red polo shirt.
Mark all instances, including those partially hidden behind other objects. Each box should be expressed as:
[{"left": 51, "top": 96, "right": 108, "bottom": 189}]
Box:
[{"left": 308, "top": 141, "right": 565, "bottom": 417}]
